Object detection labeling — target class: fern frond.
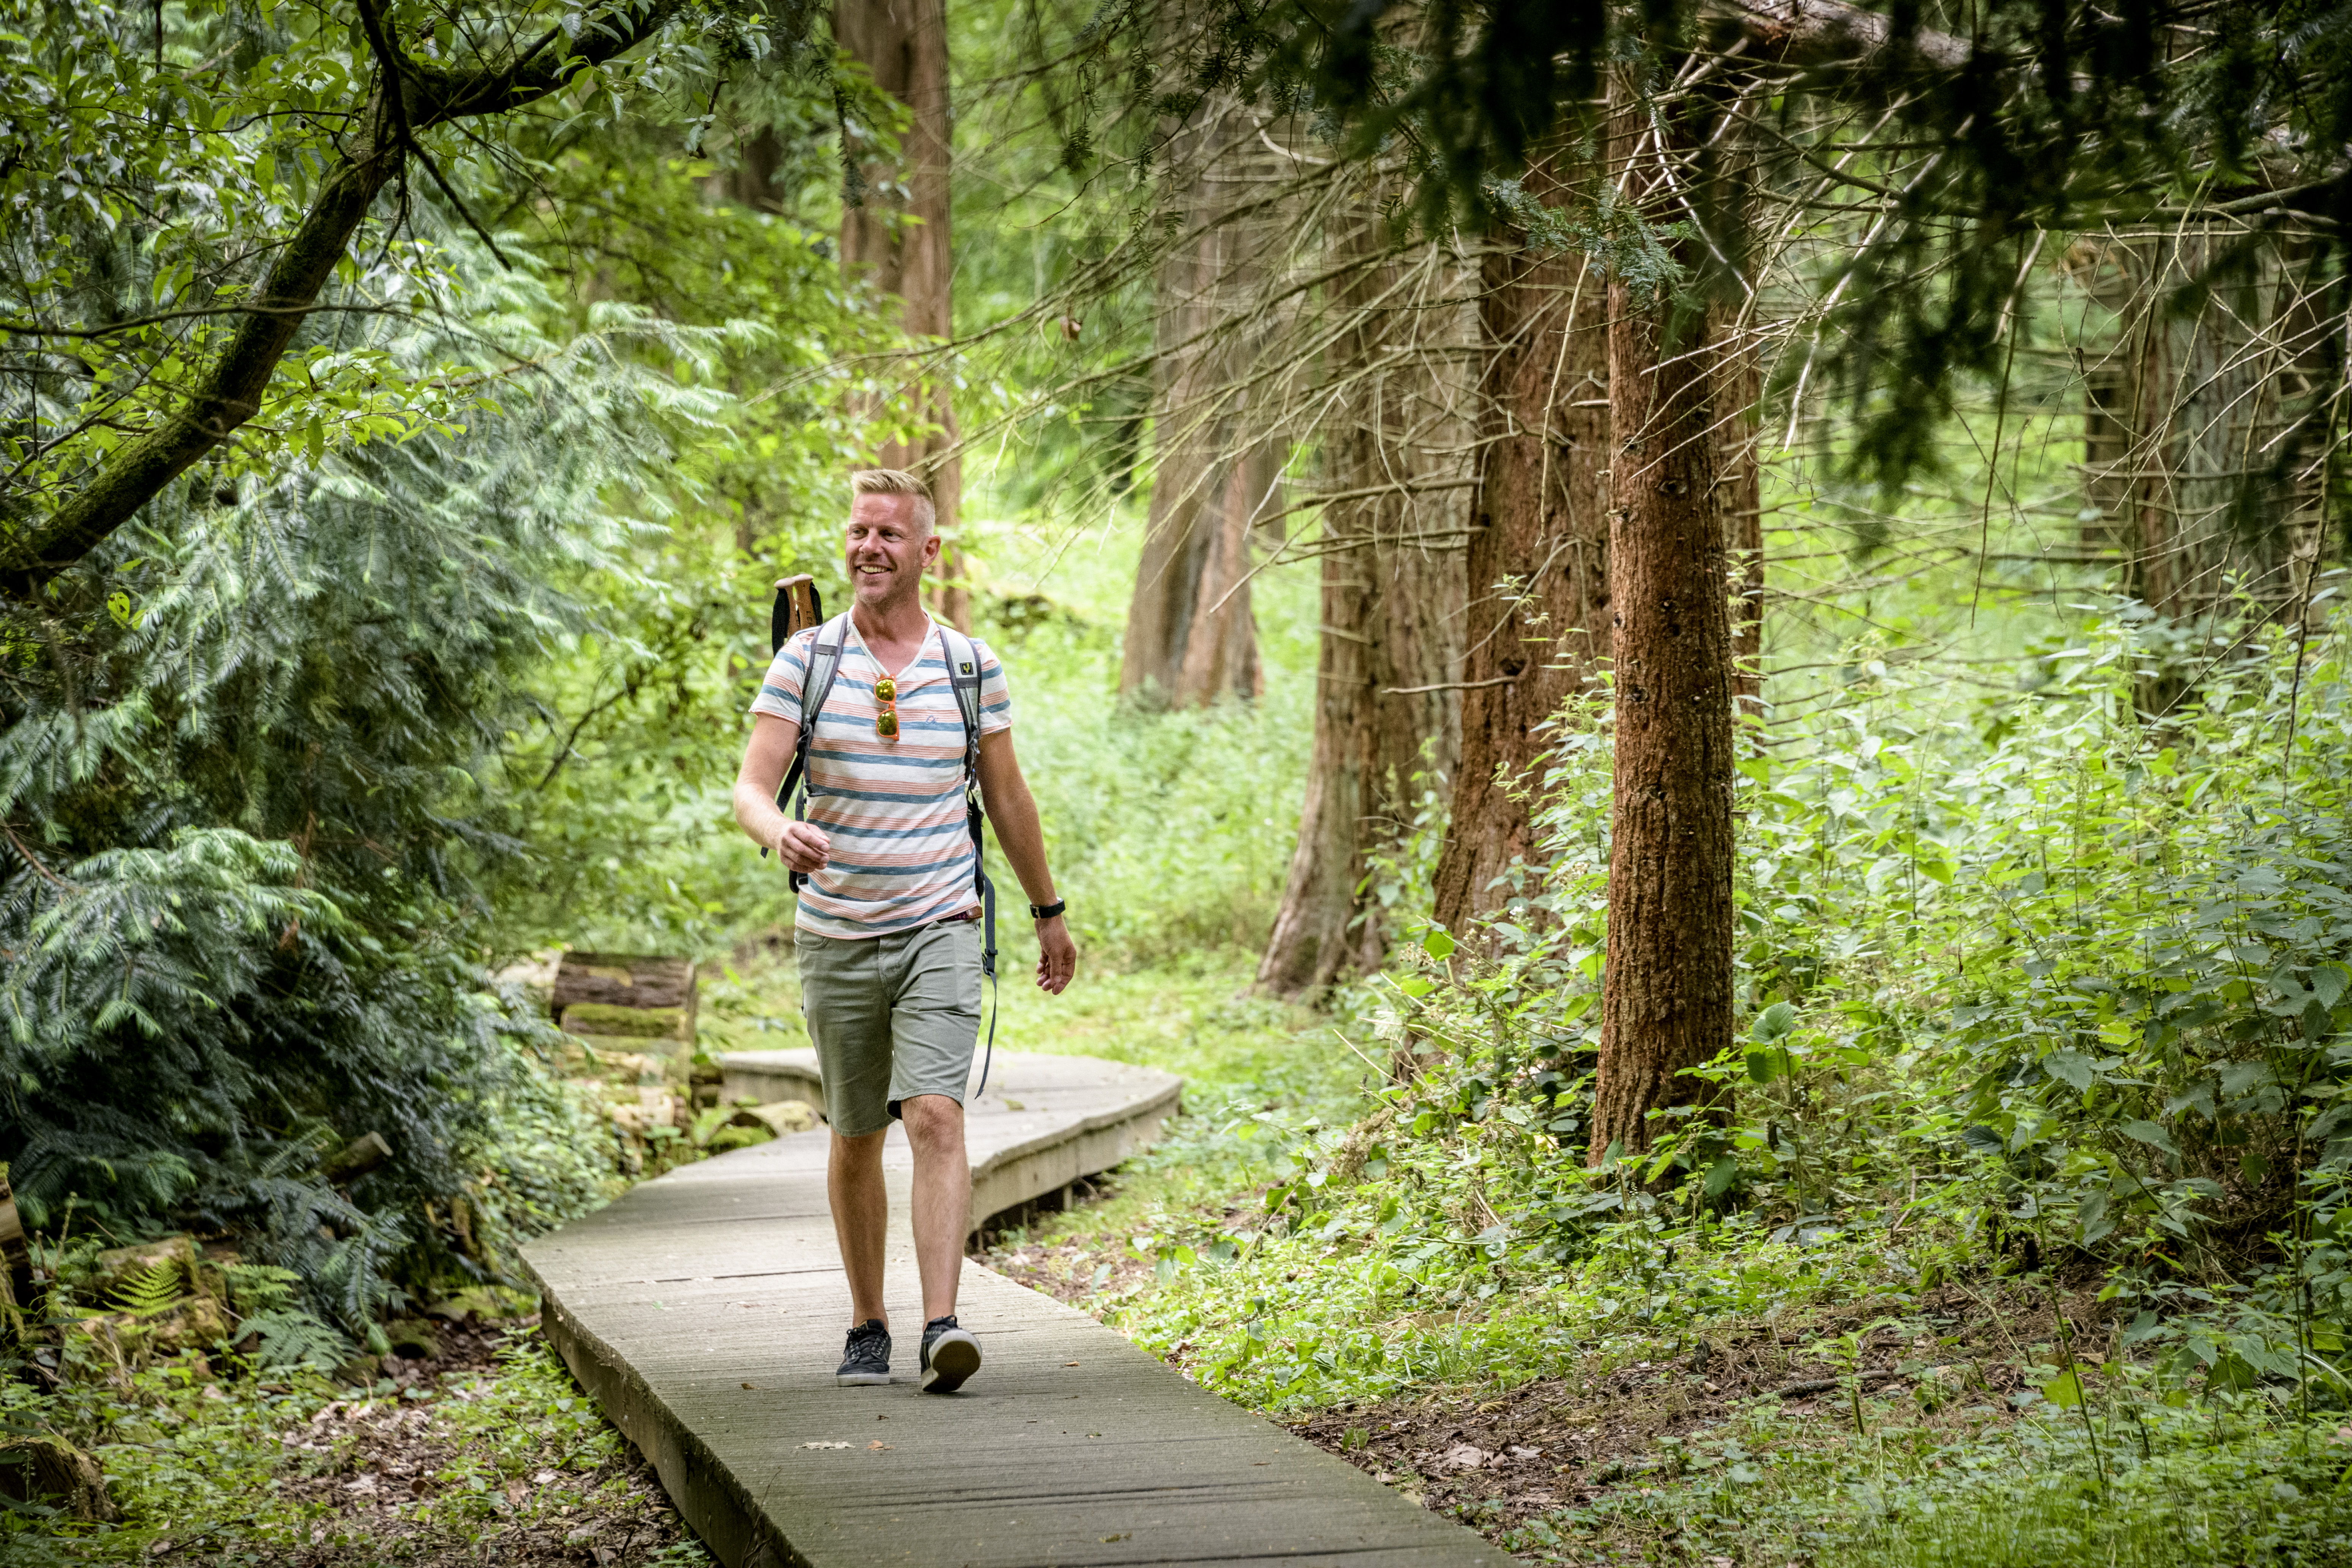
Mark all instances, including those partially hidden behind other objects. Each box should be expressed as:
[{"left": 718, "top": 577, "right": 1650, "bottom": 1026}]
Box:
[
  {"left": 236, "top": 1308, "right": 356, "bottom": 1372},
  {"left": 221, "top": 1263, "right": 302, "bottom": 1316},
  {"left": 109, "top": 1260, "right": 187, "bottom": 1319}
]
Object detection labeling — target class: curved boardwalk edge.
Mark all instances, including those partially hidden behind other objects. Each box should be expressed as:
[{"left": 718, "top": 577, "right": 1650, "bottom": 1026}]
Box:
[{"left": 522, "top": 1051, "right": 1508, "bottom": 1567}]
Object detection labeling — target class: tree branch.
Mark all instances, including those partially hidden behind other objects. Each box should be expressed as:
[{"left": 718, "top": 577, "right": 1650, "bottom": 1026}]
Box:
[
  {"left": 0, "top": 301, "right": 419, "bottom": 341},
  {"left": 356, "top": 0, "right": 514, "bottom": 269},
  {"left": 1, "top": 0, "right": 686, "bottom": 598},
  {"left": 1, "top": 823, "right": 77, "bottom": 892}
]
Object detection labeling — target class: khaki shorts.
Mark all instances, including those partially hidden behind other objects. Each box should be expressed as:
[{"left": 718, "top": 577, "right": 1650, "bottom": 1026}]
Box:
[{"left": 793, "top": 917, "right": 983, "bottom": 1138}]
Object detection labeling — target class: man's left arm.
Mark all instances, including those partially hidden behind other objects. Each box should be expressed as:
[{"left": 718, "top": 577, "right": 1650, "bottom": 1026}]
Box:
[{"left": 975, "top": 729, "right": 1077, "bottom": 995}]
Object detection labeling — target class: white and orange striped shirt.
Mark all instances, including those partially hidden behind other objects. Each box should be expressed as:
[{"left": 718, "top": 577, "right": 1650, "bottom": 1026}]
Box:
[{"left": 748, "top": 616, "right": 1013, "bottom": 939}]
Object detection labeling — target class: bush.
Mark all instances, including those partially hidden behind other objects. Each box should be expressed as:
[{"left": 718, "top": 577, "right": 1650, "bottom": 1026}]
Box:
[{"left": 0, "top": 257, "right": 705, "bottom": 1326}]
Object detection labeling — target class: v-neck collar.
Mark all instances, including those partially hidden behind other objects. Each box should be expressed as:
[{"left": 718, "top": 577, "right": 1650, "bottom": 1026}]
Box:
[{"left": 844, "top": 613, "right": 942, "bottom": 689}]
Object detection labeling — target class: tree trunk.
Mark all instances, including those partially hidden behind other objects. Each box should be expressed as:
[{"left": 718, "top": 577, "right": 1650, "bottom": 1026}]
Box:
[
  {"left": 2083, "top": 233, "right": 2327, "bottom": 712},
  {"left": 1119, "top": 102, "right": 1285, "bottom": 706},
  {"left": 836, "top": 0, "right": 969, "bottom": 629},
  {"left": 1589, "top": 88, "right": 1737, "bottom": 1165},
  {"left": 1714, "top": 309, "right": 1765, "bottom": 726},
  {"left": 1258, "top": 234, "right": 1471, "bottom": 997},
  {"left": 714, "top": 127, "right": 784, "bottom": 213},
  {"left": 1430, "top": 155, "right": 1611, "bottom": 936},
  {"left": 2126, "top": 234, "right": 2312, "bottom": 617}
]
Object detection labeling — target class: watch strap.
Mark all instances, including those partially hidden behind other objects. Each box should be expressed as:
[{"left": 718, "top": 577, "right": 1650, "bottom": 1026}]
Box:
[{"left": 1029, "top": 899, "right": 1067, "bottom": 920}]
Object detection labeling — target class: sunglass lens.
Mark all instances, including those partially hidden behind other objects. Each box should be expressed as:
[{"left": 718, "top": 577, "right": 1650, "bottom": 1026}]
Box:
[
  {"left": 876, "top": 708, "right": 898, "bottom": 738},
  {"left": 874, "top": 675, "right": 896, "bottom": 702}
]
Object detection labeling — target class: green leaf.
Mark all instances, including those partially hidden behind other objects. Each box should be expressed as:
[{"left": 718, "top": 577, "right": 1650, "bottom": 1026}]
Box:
[
  {"left": 2042, "top": 1050, "right": 2094, "bottom": 1092},
  {"left": 1751, "top": 1001, "right": 1797, "bottom": 1043},
  {"left": 1704, "top": 1156, "right": 1739, "bottom": 1198},
  {"left": 2039, "top": 1367, "right": 2083, "bottom": 1407},
  {"left": 1421, "top": 928, "right": 1457, "bottom": 961},
  {"left": 1960, "top": 1124, "right": 2005, "bottom": 1156},
  {"left": 1745, "top": 1048, "right": 1779, "bottom": 1084},
  {"left": 2121, "top": 1119, "right": 2179, "bottom": 1155}
]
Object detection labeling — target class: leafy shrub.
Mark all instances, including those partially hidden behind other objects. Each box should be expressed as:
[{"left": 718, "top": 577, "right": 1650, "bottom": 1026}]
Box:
[
  {"left": 1087, "top": 607, "right": 2352, "bottom": 1412},
  {"left": 0, "top": 250, "right": 710, "bottom": 1325}
]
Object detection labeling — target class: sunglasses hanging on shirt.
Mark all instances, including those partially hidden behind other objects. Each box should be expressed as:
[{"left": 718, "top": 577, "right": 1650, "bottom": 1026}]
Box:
[{"left": 873, "top": 673, "right": 898, "bottom": 738}]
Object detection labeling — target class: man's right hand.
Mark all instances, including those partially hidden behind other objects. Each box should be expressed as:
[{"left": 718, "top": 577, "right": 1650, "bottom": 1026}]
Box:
[{"left": 774, "top": 821, "right": 831, "bottom": 874}]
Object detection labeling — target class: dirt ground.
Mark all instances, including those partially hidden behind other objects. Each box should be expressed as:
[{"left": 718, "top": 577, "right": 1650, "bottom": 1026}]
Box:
[
  {"left": 151, "top": 1322, "right": 698, "bottom": 1568},
  {"left": 982, "top": 1232, "right": 2114, "bottom": 1554}
]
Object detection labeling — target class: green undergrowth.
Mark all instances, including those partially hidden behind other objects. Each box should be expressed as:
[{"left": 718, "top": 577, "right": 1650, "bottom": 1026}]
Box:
[
  {"left": 998, "top": 609, "right": 2352, "bottom": 1563},
  {"left": 0, "top": 1330, "right": 706, "bottom": 1563},
  {"left": 1501, "top": 1395, "right": 2352, "bottom": 1566}
]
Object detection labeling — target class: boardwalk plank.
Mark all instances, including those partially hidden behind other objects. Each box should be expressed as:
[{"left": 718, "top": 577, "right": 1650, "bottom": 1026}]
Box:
[{"left": 523, "top": 1051, "right": 1508, "bottom": 1567}]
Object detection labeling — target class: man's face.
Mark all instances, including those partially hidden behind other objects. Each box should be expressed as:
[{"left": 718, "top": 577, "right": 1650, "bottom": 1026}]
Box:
[{"left": 844, "top": 492, "right": 937, "bottom": 612}]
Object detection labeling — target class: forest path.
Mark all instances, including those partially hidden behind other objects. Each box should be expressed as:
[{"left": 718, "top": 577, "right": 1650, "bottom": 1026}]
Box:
[{"left": 521, "top": 1048, "right": 1506, "bottom": 1567}]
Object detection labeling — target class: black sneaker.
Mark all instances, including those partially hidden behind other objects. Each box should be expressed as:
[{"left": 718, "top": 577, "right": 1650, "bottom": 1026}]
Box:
[
  {"left": 920, "top": 1315, "right": 981, "bottom": 1394},
  {"left": 836, "top": 1319, "right": 891, "bottom": 1386}
]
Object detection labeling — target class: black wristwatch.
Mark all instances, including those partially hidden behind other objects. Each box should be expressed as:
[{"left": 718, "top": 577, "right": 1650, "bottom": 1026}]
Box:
[{"left": 1030, "top": 899, "right": 1067, "bottom": 920}]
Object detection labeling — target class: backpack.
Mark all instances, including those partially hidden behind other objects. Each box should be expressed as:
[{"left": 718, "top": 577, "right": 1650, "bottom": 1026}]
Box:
[{"left": 765, "top": 608, "right": 1001, "bottom": 1084}]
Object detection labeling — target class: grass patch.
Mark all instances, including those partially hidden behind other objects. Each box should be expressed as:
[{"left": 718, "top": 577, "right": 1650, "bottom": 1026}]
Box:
[{"left": 2, "top": 1323, "right": 703, "bottom": 1565}]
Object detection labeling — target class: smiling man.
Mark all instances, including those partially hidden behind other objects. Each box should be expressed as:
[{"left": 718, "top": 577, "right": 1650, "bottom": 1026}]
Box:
[{"left": 733, "top": 468, "right": 1078, "bottom": 1394}]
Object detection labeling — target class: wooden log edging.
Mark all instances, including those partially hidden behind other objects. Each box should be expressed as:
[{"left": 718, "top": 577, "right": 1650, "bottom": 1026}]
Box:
[{"left": 522, "top": 1051, "right": 1505, "bottom": 1567}]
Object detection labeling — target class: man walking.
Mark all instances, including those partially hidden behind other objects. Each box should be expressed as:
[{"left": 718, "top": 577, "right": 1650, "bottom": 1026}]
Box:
[{"left": 733, "top": 469, "right": 1078, "bottom": 1394}]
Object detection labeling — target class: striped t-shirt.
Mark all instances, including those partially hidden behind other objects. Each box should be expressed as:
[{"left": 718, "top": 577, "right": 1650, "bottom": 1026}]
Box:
[{"left": 748, "top": 616, "right": 1012, "bottom": 939}]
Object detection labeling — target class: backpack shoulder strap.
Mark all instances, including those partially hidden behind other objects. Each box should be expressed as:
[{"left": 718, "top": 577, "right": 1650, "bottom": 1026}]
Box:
[
  {"left": 935, "top": 626, "right": 998, "bottom": 994},
  {"left": 936, "top": 626, "right": 985, "bottom": 788},
  {"left": 799, "top": 613, "right": 851, "bottom": 738}
]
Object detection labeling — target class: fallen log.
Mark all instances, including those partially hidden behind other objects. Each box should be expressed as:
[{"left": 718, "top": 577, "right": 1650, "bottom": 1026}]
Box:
[
  {"left": 0, "top": 1435, "right": 114, "bottom": 1521},
  {"left": 552, "top": 952, "right": 696, "bottom": 1016}
]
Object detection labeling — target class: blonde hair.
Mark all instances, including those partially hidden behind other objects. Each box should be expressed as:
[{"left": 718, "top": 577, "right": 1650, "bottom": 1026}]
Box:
[{"left": 849, "top": 468, "right": 936, "bottom": 534}]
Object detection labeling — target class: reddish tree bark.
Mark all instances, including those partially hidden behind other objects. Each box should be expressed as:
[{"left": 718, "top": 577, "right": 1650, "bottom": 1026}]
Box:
[
  {"left": 836, "top": 0, "right": 969, "bottom": 628},
  {"left": 1430, "top": 157, "right": 1612, "bottom": 936},
  {"left": 1589, "top": 90, "right": 1738, "bottom": 1164},
  {"left": 1259, "top": 232, "right": 1469, "bottom": 997}
]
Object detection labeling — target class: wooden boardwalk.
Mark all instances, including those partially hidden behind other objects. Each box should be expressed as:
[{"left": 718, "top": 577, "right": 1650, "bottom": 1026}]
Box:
[{"left": 522, "top": 1049, "right": 1508, "bottom": 1567}]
